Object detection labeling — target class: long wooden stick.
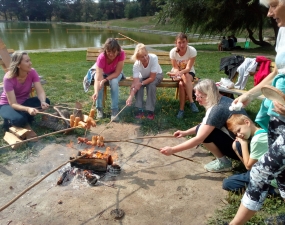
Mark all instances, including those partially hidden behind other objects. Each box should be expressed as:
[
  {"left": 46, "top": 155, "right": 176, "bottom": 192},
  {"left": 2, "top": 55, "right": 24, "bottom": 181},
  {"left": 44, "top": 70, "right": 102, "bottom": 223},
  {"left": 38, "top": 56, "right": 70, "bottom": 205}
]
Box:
[
  {"left": 118, "top": 33, "right": 139, "bottom": 44},
  {"left": 125, "top": 135, "right": 176, "bottom": 140},
  {"left": 53, "top": 106, "right": 70, "bottom": 127},
  {"left": 98, "top": 105, "right": 128, "bottom": 135},
  {"left": 36, "top": 111, "right": 70, "bottom": 121},
  {"left": 0, "top": 126, "right": 80, "bottom": 150},
  {"left": 103, "top": 137, "right": 200, "bottom": 164},
  {"left": 103, "top": 136, "right": 175, "bottom": 143},
  {"left": 124, "top": 140, "right": 201, "bottom": 164},
  {"left": 0, "top": 154, "right": 86, "bottom": 212}
]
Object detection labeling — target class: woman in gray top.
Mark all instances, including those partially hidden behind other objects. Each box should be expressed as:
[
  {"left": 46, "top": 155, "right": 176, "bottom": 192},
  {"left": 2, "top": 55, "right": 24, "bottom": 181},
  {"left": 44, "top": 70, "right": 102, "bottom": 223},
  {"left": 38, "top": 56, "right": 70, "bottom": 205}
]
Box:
[{"left": 160, "top": 79, "right": 247, "bottom": 172}]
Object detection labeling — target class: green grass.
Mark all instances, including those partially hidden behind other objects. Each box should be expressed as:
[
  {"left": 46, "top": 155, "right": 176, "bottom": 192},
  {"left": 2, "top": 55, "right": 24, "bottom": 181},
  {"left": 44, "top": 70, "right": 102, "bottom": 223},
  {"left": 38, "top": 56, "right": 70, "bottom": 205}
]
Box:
[
  {"left": 0, "top": 47, "right": 282, "bottom": 224},
  {"left": 208, "top": 192, "right": 285, "bottom": 224}
]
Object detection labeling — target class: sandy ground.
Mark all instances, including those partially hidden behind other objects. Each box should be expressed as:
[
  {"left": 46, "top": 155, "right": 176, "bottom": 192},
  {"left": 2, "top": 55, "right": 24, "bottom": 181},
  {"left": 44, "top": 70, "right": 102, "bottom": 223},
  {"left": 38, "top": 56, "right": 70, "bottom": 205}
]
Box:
[{"left": 0, "top": 123, "right": 231, "bottom": 225}]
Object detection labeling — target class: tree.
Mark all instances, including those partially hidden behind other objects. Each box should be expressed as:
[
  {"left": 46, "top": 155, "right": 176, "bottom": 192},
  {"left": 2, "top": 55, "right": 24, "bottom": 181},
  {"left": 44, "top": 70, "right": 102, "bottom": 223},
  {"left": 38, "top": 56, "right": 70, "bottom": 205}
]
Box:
[
  {"left": 155, "top": 0, "right": 276, "bottom": 46},
  {"left": 124, "top": 2, "right": 141, "bottom": 19},
  {"left": 137, "top": 0, "right": 158, "bottom": 16},
  {"left": 0, "top": 0, "right": 9, "bottom": 20}
]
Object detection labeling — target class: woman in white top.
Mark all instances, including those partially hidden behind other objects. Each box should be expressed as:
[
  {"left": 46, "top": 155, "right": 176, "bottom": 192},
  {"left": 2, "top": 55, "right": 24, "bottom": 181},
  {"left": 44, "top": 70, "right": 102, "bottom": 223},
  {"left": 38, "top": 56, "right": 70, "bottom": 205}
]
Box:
[
  {"left": 126, "top": 44, "right": 163, "bottom": 120},
  {"left": 169, "top": 33, "right": 199, "bottom": 118}
]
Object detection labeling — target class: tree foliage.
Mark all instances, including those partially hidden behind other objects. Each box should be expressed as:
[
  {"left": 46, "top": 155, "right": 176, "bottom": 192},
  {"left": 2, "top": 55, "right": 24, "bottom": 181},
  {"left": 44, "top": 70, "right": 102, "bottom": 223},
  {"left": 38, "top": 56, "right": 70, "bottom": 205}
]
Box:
[
  {"left": 125, "top": 2, "right": 141, "bottom": 19},
  {"left": 0, "top": 0, "right": 157, "bottom": 22},
  {"left": 155, "top": 0, "right": 278, "bottom": 46}
]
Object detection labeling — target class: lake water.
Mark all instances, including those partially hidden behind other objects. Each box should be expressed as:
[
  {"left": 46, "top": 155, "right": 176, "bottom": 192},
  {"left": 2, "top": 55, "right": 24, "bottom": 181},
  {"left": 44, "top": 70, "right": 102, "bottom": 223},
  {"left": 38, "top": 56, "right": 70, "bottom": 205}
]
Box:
[{"left": 0, "top": 22, "right": 175, "bottom": 50}]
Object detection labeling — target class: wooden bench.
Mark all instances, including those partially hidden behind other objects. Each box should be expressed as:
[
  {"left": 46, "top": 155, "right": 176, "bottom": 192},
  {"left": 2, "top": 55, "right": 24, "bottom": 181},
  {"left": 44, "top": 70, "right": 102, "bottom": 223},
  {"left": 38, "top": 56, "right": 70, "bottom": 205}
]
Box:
[
  {"left": 86, "top": 47, "right": 192, "bottom": 106},
  {"left": 86, "top": 47, "right": 201, "bottom": 106},
  {"left": 86, "top": 47, "right": 171, "bottom": 65},
  {"left": 218, "top": 61, "right": 276, "bottom": 100},
  {"left": 102, "top": 77, "right": 199, "bottom": 106}
]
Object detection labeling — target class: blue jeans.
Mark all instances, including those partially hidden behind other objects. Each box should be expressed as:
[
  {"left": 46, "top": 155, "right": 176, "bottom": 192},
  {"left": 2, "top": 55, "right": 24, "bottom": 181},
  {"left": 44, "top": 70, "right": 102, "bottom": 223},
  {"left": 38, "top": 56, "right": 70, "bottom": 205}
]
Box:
[
  {"left": 223, "top": 170, "right": 277, "bottom": 195},
  {"left": 0, "top": 97, "right": 50, "bottom": 129},
  {"left": 96, "top": 73, "right": 123, "bottom": 110}
]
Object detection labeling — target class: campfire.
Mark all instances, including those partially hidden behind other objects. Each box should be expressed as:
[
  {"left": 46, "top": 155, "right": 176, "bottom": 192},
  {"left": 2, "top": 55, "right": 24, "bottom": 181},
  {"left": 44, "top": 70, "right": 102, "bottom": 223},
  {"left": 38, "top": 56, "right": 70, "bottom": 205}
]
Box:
[{"left": 57, "top": 136, "right": 121, "bottom": 187}]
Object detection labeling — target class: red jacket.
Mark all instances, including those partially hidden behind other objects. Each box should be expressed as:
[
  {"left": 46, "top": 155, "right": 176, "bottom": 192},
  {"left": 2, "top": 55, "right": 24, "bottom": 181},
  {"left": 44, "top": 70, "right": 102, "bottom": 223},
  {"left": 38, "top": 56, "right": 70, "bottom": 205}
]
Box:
[{"left": 254, "top": 56, "right": 271, "bottom": 86}]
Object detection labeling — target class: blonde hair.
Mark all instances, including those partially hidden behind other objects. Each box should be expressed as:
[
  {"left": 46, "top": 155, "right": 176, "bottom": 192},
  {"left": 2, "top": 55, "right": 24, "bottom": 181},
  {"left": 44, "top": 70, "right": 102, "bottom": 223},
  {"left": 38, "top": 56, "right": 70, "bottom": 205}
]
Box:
[
  {"left": 226, "top": 114, "right": 253, "bottom": 132},
  {"left": 131, "top": 43, "right": 148, "bottom": 61},
  {"left": 8, "top": 51, "right": 28, "bottom": 78},
  {"left": 194, "top": 79, "right": 220, "bottom": 109}
]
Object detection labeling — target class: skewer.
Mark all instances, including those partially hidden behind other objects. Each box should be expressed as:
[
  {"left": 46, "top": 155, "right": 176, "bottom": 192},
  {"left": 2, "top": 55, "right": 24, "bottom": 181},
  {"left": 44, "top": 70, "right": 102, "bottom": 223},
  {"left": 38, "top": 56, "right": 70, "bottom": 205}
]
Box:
[
  {"left": 98, "top": 104, "right": 128, "bottom": 135},
  {"left": 0, "top": 154, "right": 87, "bottom": 212},
  {"left": 0, "top": 126, "right": 81, "bottom": 150}
]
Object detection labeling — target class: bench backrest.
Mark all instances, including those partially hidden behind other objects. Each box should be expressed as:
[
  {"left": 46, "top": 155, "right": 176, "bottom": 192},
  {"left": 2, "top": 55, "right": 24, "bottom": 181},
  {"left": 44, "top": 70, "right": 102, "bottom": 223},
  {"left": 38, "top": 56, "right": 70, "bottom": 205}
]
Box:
[{"left": 86, "top": 47, "right": 171, "bottom": 65}]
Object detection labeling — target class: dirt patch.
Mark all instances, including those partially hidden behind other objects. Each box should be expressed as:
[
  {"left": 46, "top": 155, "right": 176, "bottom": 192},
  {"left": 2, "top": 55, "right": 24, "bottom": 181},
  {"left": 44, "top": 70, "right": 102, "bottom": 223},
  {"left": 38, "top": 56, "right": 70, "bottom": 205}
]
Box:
[{"left": 0, "top": 123, "right": 230, "bottom": 224}]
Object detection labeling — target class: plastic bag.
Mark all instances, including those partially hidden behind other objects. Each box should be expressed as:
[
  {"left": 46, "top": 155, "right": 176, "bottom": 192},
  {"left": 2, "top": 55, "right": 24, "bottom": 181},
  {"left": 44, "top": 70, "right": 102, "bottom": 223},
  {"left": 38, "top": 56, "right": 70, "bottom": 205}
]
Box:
[{"left": 219, "top": 78, "right": 234, "bottom": 89}]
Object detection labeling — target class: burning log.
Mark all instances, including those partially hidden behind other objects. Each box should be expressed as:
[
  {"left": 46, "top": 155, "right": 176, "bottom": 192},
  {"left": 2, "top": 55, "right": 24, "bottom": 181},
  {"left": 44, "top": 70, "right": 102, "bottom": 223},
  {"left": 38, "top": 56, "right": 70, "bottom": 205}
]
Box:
[{"left": 70, "top": 148, "right": 114, "bottom": 172}]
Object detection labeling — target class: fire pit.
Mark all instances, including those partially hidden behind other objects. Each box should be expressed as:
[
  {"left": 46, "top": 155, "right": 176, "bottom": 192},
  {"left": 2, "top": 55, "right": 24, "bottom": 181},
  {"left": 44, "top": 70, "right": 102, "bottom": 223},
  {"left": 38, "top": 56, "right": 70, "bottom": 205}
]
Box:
[{"left": 57, "top": 146, "right": 121, "bottom": 187}]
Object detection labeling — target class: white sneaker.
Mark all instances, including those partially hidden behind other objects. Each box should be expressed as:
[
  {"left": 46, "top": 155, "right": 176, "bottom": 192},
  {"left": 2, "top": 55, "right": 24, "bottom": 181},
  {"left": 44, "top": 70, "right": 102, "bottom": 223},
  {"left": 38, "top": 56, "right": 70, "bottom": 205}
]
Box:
[
  {"left": 204, "top": 159, "right": 232, "bottom": 172},
  {"left": 96, "top": 108, "right": 103, "bottom": 119},
  {"left": 111, "top": 108, "right": 119, "bottom": 122}
]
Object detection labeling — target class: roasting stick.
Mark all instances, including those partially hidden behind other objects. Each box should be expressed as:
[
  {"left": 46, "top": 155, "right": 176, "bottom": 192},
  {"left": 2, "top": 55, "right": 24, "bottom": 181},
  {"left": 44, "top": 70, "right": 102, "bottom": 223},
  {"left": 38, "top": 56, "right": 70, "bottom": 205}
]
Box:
[
  {"left": 0, "top": 126, "right": 81, "bottom": 150},
  {"left": 125, "top": 135, "right": 176, "bottom": 140},
  {"left": 104, "top": 139, "right": 201, "bottom": 164},
  {"left": 36, "top": 111, "right": 71, "bottom": 121},
  {"left": 0, "top": 154, "right": 87, "bottom": 212},
  {"left": 98, "top": 104, "right": 128, "bottom": 135},
  {"left": 103, "top": 135, "right": 176, "bottom": 143}
]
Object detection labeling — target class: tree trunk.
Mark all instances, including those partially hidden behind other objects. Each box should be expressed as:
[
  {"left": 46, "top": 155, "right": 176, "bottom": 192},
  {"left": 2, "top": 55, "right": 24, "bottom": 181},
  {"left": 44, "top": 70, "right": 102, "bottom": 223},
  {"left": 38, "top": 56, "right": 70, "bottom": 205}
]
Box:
[{"left": 247, "top": 27, "right": 272, "bottom": 47}]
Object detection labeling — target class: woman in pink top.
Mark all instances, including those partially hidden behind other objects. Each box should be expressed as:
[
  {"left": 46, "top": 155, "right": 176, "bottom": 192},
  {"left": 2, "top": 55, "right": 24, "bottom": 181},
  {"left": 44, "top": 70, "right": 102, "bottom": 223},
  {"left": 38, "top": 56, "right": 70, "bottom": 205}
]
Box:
[
  {"left": 92, "top": 38, "right": 125, "bottom": 121},
  {"left": 0, "top": 51, "right": 50, "bottom": 139}
]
